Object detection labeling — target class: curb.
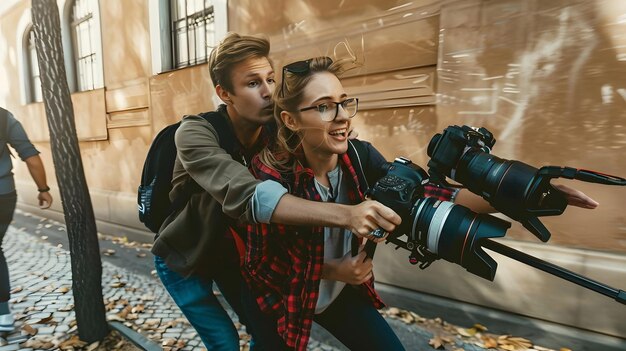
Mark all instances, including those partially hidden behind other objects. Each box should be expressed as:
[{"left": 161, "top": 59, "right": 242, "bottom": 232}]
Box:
[{"left": 109, "top": 322, "right": 162, "bottom": 351}]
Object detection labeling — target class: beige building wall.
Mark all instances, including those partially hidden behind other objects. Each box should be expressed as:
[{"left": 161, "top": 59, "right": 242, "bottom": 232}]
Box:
[{"left": 1, "top": 0, "right": 624, "bottom": 338}]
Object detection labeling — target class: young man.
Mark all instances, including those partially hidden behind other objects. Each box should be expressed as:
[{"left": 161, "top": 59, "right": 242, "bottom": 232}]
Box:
[
  {"left": 0, "top": 107, "right": 53, "bottom": 332},
  {"left": 151, "top": 33, "right": 400, "bottom": 351}
]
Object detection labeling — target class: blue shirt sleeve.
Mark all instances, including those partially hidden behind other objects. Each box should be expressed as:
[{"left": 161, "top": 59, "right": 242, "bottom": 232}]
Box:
[
  {"left": 249, "top": 179, "right": 288, "bottom": 224},
  {"left": 6, "top": 111, "right": 40, "bottom": 161}
]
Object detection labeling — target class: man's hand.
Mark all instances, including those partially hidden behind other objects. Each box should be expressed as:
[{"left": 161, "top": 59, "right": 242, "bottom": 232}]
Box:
[
  {"left": 322, "top": 246, "right": 373, "bottom": 285},
  {"left": 347, "top": 200, "right": 400, "bottom": 240},
  {"left": 38, "top": 191, "right": 53, "bottom": 209},
  {"left": 553, "top": 184, "right": 599, "bottom": 209}
]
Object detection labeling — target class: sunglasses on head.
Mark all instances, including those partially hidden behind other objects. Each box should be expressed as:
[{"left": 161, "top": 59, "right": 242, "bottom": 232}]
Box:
[{"left": 280, "top": 57, "right": 333, "bottom": 97}]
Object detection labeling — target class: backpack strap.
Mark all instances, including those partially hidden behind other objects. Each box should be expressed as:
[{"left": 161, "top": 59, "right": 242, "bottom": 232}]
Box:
[
  {"left": 347, "top": 139, "right": 371, "bottom": 195},
  {"left": 347, "top": 139, "right": 393, "bottom": 259},
  {"left": 0, "top": 108, "right": 12, "bottom": 159},
  {"left": 347, "top": 139, "right": 371, "bottom": 257},
  {"left": 0, "top": 108, "right": 7, "bottom": 141},
  {"left": 198, "top": 105, "right": 238, "bottom": 158}
]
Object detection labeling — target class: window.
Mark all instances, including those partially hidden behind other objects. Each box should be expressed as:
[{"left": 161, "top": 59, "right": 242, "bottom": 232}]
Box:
[
  {"left": 26, "top": 28, "right": 43, "bottom": 103},
  {"left": 70, "top": 0, "right": 101, "bottom": 91},
  {"left": 171, "top": 0, "right": 216, "bottom": 68},
  {"left": 148, "top": 0, "right": 226, "bottom": 74}
]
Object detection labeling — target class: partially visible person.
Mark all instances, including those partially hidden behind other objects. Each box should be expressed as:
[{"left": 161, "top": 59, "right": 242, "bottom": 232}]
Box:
[{"left": 0, "top": 107, "right": 53, "bottom": 332}]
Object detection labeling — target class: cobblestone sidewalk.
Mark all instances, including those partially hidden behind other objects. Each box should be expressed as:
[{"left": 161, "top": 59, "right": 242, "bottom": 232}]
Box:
[
  {"left": 2, "top": 215, "right": 578, "bottom": 351},
  {"left": 1, "top": 224, "right": 345, "bottom": 351}
]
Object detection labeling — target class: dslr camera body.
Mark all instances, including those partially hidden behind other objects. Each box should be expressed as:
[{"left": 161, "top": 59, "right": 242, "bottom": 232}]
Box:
[
  {"left": 367, "top": 157, "right": 510, "bottom": 280},
  {"left": 366, "top": 125, "right": 626, "bottom": 304}
]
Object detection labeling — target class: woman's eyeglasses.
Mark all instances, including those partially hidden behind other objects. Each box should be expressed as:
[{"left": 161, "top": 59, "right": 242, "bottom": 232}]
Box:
[
  {"left": 280, "top": 57, "right": 333, "bottom": 97},
  {"left": 298, "top": 98, "right": 359, "bottom": 122}
]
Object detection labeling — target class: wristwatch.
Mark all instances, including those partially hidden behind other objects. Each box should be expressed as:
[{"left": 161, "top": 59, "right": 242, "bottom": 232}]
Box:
[{"left": 38, "top": 186, "right": 50, "bottom": 193}]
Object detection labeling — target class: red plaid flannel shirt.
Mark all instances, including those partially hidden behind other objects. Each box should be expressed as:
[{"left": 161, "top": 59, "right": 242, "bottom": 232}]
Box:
[{"left": 242, "top": 152, "right": 455, "bottom": 350}]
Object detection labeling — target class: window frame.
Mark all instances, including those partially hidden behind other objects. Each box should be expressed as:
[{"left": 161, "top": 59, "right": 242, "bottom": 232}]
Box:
[
  {"left": 25, "top": 26, "right": 43, "bottom": 103},
  {"left": 148, "top": 0, "right": 228, "bottom": 75},
  {"left": 170, "top": 0, "right": 216, "bottom": 69},
  {"left": 69, "top": 0, "right": 101, "bottom": 92}
]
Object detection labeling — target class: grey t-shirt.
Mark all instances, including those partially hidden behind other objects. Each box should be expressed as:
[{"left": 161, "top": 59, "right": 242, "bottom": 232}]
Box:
[
  {"left": 313, "top": 165, "right": 353, "bottom": 314},
  {"left": 0, "top": 108, "right": 40, "bottom": 195}
]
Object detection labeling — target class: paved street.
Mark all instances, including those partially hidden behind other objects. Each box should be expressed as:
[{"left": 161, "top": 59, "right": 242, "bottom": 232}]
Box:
[{"left": 1, "top": 210, "right": 623, "bottom": 351}]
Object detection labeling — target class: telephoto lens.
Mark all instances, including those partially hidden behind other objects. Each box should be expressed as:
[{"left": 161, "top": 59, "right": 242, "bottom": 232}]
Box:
[
  {"left": 367, "top": 156, "right": 512, "bottom": 280},
  {"left": 427, "top": 125, "right": 568, "bottom": 242},
  {"left": 409, "top": 197, "right": 511, "bottom": 280}
]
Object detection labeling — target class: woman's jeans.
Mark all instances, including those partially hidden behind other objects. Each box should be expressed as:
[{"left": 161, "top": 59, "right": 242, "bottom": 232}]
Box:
[
  {"left": 0, "top": 191, "right": 17, "bottom": 303},
  {"left": 154, "top": 255, "right": 255, "bottom": 351},
  {"left": 242, "top": 284, "right": 406, "bottom": 351}
]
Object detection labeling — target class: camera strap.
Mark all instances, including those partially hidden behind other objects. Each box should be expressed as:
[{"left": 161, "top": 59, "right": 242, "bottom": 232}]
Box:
[{"left": 346, "top": 139, "right": 378, "bottom": 259}]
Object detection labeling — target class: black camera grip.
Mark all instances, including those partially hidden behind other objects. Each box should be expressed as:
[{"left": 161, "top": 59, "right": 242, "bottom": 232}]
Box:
[
  {"left": 364, "top": 239, "right": 377, "bottom": 260},
  {"left": 362, "top": 228, "right": 386, "bottom": 259}
]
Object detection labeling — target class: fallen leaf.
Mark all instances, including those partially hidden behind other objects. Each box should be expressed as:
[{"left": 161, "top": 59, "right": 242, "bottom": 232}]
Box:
[
  {"left": 482, "top": 335, "right": 498, "bottom": 349},
  {"left": 107, "top": 315, "right": 125, "bottom": 322},
  {"left": 162, "top": 338, "right": 176, "bottom": 346},
  {"left": 59, "top": 335, "right": 87, "bottom": 349},
  {"left": 22, "top": 324, "right": 38, "bottom": 336},
  {"left": 387, "top": 307, "right": 400, "bottom": 316},
  {"left": 85, "top": 341, "right": 100, "bottom": 351},
  {"left": 457, "top": 327, "right": 475, "bottom": 337},
  {"left": 472, "top": 323, "right": 487, "bottom": 331},
  {"left": 59, "top": 304, "right": 74, "bottom": 312},
  {"left": 429, "top": 336, "right": 446, "bottom": 349},
  {"left": 33, "top": 315, "right": 54, "bottom": 324},
  {"left": 131, "top": 305, "right": 145, "bottom": 313}
]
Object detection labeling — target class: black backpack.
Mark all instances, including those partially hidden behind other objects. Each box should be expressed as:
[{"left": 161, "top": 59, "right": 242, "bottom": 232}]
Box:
[
  {"left": 0, "top": 107, "right": 10, "bottom": 159},
  {"left": 138, "top": 109, "right": 237, "bottom": 233}
]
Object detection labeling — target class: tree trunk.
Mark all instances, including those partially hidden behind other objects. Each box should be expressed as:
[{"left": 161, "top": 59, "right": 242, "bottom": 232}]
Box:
[{"left": 31, "top": 0, "right": 108, "bottom": 343}]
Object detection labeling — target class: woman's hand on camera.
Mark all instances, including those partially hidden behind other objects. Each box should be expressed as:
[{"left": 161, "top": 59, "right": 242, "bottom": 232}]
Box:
[
  {"left": 553, "top": 184, "right": 599, "bottom": 209},
  {"left": 322, "top": 246, "right": 373, "bottom": 285},
  {"left": 347, "top": 200, "right": 400, "bottom": 240}
]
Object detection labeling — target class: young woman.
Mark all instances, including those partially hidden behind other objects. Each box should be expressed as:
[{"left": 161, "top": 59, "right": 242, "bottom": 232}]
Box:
[
  {"left": 239, "top": 55, "right": 600, "bottom": 351},
  {"left": 239, "top": 56, "right": 457, "bottom": 351}
]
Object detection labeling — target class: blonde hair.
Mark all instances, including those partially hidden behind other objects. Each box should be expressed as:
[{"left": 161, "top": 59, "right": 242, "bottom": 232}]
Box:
[
  {"left": 258, "top": 57, "right": 350, "bottom": 173},
  {"left": 207, "top": 32, "right": 270, "bottom": 93}
]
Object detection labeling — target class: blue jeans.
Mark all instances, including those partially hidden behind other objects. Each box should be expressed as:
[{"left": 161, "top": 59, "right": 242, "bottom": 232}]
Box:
[
  {"left": 0, "top": 191, "right": 17, "bottom": 303},
  {"left": 154, "top": 255, "right": 254, "bottom": 351},
  {"left": 242, "top": 285, "right": 406, "bottom": 350}
]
